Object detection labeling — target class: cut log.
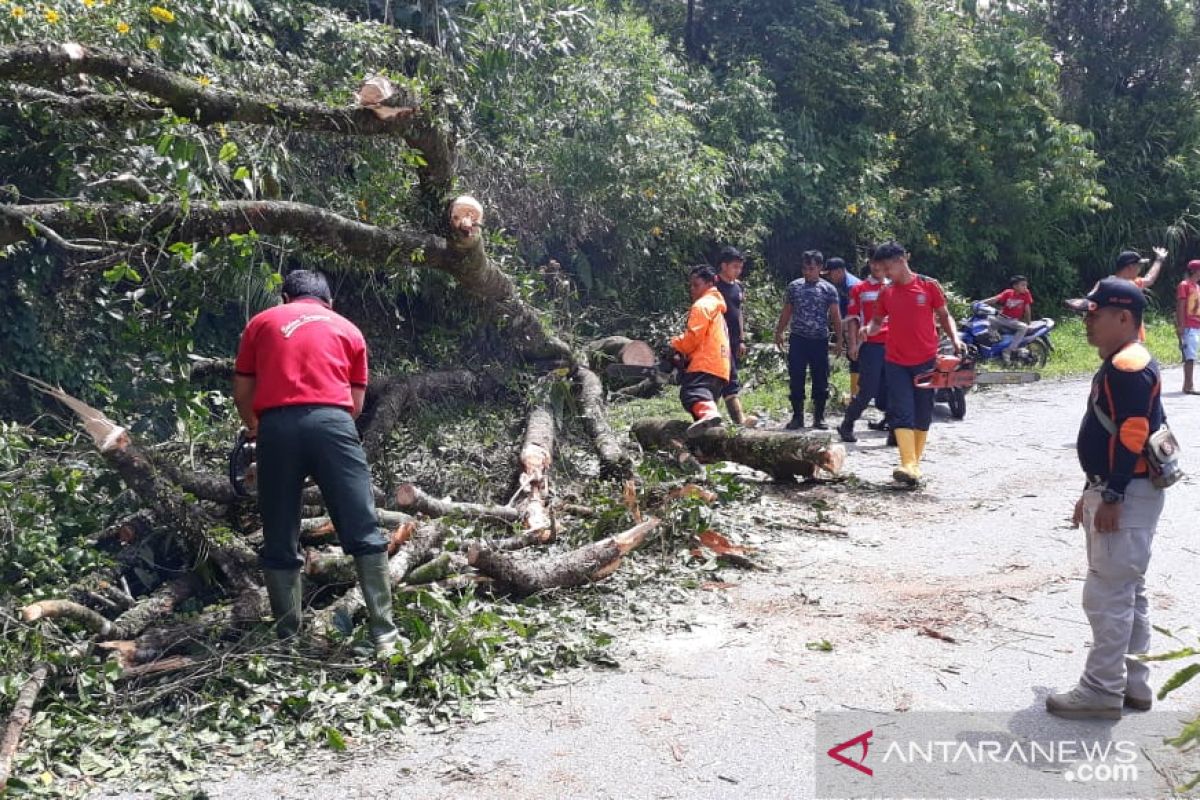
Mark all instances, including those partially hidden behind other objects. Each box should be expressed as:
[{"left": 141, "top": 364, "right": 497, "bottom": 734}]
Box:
[
  {"left": 572, "top": 366, "right": 634, "bottom": 479},
  {"left": 468, "top": 517, "right": 659, "bottom": 596},
  {"left": 92, "top": 509, "right": 157, "bottom": 548},
  {"left": 586, "top": 337, "right": 656, "bottom": 370},
  {"left": 21, "top": 600, "right": 114, "bottom": 636},
  {"left": 629, "top": 418, "right": 845, "bottom": 481},
  {"left": 0, "top": 663, "right": 50, "bottom": 793},
  {"left": 304, "top": 521, "right": 415, "bottom": 584},
  {"left": 513, "top": 405, "right": 556, "bottom": 534},
  {"left": 395, "top": 483, "right": 521, "bottom": 524}
]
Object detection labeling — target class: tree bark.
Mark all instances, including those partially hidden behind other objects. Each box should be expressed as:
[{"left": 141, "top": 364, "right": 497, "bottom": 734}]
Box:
[
  {"left": 629, "top": 418, "right": 846, "bottom": 481},
  {"left": 21, "top": 600, "right": 114, "bottom": 636},
  {"left": 394, "top": 483, "right": 521, "bottom": 524},
  {"left": 572, "top": 366, "right": 634, "bottom": 479},
  {"left": 468, "top": 517, "right": 659, "bottom": 596},
  {"left": 0, "top": 663, "right": 50, "bottom": 793}
]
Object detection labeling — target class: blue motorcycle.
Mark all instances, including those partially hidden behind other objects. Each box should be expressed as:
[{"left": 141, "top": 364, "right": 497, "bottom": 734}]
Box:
[{"left": 959, "top": 302, "right": 1055, "bottom": 367}]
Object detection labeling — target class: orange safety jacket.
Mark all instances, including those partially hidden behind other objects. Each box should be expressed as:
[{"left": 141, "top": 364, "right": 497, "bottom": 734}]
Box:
[{"left": 671, "top": 287, "right": 731, "bottom": 381}]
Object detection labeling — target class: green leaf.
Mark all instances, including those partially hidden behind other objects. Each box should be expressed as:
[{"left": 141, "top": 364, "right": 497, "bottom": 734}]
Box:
[
  {"left": 1139, "top": 647, "right": 1198, "bottom": 662},
  {"left": 218, "top": 142, "right": 239, "bottom": 163},
  {"left": 232, "top": 166, "right": 251, "bottom": 181},
  {"left": 324, "top": 726, "right": 347, "bottom": 751},
  {"left": 1157, "top": 663, "right": 1200, "bottom": 700}
]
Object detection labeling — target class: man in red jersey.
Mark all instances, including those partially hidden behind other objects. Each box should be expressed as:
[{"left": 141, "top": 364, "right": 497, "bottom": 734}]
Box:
[
  {"left": 862, "top": 242, "right": 962, "bottom": 484},
  {"left": 1176, "top": 260, "right": 1200, "bottom": 394},
  {"left": 234, "top": 270, "right": 398, "bottom": 656}
]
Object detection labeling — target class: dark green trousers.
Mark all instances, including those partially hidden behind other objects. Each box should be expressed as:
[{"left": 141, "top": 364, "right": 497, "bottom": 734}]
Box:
[{"left": 257, "top": 404, "right": 386, "bottom": 570}]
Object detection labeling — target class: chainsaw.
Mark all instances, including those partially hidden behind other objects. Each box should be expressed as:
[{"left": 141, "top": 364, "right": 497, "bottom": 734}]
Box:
[
  {"left": 913, "top": 354, "right": 1040, "bottom": 389},
  {"left": 227, "top": 428, "right": 258, "bottom": 497}
]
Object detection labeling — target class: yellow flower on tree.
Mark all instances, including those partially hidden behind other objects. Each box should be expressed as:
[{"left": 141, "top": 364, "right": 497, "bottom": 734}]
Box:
[
  {"left": 11, "top": 4, "right": 25, "bottom": 17},
  {"left": 650, "top": 225, "right": 663, "bottom": 237},
  {"left": 44, "top": 8, "right": 60, "bottom": 22},
  {"left": 195, "top": 75, "right": 211, "bottom": 87},
  {"left": 845, "top": 202, "right": 859, "bottom": 216},
  {"left": 148, "top": 5, "right": 174, "bottom": 23},
  {"left": 147, "top": 34, "right": 162, "bottom": 49},
  {"left": 925, "top": 233, "right": 939, "bottom": 248},
  {"left": 115, "top": 19, "right": 129, "bottom": 32},
  {"left": 82, "top": 0, "right": 95, "bottom": 7}
]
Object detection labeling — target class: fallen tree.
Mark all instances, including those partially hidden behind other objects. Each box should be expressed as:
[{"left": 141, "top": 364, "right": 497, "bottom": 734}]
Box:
[{"left": 630, "top": 418, "right": 846, "bottom": 481}]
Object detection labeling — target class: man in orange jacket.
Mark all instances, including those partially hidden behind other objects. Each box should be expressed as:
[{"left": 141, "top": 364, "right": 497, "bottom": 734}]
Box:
[{"left": 671, "top": 264, "right": 731, "bottom": 434}]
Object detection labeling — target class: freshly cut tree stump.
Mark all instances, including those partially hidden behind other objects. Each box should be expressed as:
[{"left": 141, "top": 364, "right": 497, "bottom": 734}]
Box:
[
  {"left": 513, "top": 405, "right": 556, "bottom": 534},
  {"left": 630, "top": 418, "right": 845, "bottom": 481},
  {"left": 468, "top": 517, "right": 659, "bottom": 595},
  {"left": 586, "top": 337, "right": 656, "bottom": 370}
]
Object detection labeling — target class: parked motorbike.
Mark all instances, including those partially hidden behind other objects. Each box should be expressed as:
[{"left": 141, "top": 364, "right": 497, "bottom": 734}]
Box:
[{"left": 959, "top": 302, "right": 1055, "bottom": 367}]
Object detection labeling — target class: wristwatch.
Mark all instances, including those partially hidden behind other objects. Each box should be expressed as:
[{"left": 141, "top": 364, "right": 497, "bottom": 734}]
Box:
[{"left": 1101, "top": 487, "right": 1124, "bottom": 505}]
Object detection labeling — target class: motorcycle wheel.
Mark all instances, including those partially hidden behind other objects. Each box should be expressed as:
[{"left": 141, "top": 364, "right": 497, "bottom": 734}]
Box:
[
  {"left": 949, "top": 388, "right": 967, "bottom": 420},
  {"left": 1027, "top": 338, "right": 1050, "bottom": 367}
]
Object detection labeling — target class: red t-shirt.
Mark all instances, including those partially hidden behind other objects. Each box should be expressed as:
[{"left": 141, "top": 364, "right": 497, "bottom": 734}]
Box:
[
  {"left": 877, "top": 274, "right": 946, "bottom": 366},
  {"left": 996, "top": 288, "right": 1033, "bottom": 319},
  {"left": 234, "top": 298, "right": 369, "bottom": 415},
  {"left": 847, "top": 278, "right": 889, "bottom": 344},
  {"left": 1178, "top": 280, "right": 1200, "bottom": 329}
]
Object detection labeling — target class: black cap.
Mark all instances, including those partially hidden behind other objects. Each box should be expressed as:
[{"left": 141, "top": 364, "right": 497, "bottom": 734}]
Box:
[
  {"left": 1114, "top": 250, "right": 1147, "bottom": 269},
  {"left": 1065, "top": 277, "right": 1146, "bottom": 316}
]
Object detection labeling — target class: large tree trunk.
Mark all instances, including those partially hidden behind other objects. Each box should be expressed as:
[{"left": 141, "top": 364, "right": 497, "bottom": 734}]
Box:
[
  {"left": 629, "top": 418, "right": 846, "bottom": 481},
  {"left": 467, "top": 517, "right": 659, "bottom": 596},
  {"left": 585, "top": 337, "right": 655, "bottom": 371}
]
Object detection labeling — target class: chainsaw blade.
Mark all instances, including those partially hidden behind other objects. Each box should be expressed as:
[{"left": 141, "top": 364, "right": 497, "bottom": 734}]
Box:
[
  {"left": 973, "top": 370, "right": 1041, "bottom": 385},
  {"left": 605, "top": 364, "right": 664, "bottom": 380}
]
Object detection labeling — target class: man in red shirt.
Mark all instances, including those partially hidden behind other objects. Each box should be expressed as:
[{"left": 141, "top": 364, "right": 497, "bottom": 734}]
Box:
[
  {"left": 981, "top": 275, "right": 1033, "bottom": 362},
  {"left": 837, "top": 249, "right": 890, "bottom": 442},
  {"left": 1177, "top": 260, "right": 1200, "bottom": 394},
  {"left": 863, "top": 242, "right": 963, "bottom": 484},
  {"left": 234, "top": 270, "right": 398, "bottom": 655}
]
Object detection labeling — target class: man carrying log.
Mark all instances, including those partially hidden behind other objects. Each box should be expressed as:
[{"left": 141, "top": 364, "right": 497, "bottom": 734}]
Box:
[
  {"left": 862, "top": 242, "right": 962, "bottom": 485},
  {"left": 671, "top": 264, "right": 731, "bottom": 434},
  {"left": 714, "top": 245, "right": 756, "bottom": 427},
  {"left": 233, "top": 270, "right": 399, "bottom": 656}
]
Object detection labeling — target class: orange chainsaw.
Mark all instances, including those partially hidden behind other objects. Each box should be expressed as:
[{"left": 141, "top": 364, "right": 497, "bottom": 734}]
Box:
[{"left": 913, "top": 355, "right": 1040, "bottom": 389}]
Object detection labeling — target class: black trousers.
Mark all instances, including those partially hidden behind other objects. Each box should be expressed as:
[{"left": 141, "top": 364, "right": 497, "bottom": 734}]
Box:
[
  {"left": 257, "top": 404, "right": 387, "bottom": 570},
  {"left": 788, "top": 334, "right": 830, "bottom": 419},
  {"left": 841, "top": 342, "right": 889, "bottom": 425},
  {"left": 679, "top": 371, "right": 727, "bottom": 414}
]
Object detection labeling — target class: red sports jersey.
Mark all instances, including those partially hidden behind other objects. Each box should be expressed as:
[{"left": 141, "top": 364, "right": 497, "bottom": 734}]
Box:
[
  {"left": 996, "top": 288, "right": 1033, "bottom": 319},
  {"left": 234, "top": 298, "right": 369, "bottom": 415},
  {"left": 847, "top": 277, "right": 889, "bottom": 344},
  {"left": 877, "top": 275, "right": 946, "bottom": 366}
]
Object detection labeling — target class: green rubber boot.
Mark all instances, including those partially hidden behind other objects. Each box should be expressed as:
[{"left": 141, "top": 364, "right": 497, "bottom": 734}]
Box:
[
  {"left": 263, "top": 568, "right": 303, "bottom": 640},
  {"left": 354, "top": 553, "right": 400, "bottom": 658}
]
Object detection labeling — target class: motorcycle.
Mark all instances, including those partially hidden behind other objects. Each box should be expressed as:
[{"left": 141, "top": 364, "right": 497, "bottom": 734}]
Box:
[{"left": 959, "top": 301, "right": 1055, "bottom": 368}]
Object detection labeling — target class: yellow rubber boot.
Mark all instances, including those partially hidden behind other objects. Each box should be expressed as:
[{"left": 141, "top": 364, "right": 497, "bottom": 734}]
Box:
[
  {"left": 849, "top": 373, "right": 861, "bottom": 400},
  {"left": 892, "top": 428, "right": 920, "bottom": 485},
  {"left": 913, "top": 429, "right": 928, "bottom": 462}
]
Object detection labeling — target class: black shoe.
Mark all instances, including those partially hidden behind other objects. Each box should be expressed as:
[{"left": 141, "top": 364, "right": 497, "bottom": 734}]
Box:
[
  {"left": 785, "top": 414, "right": 805, "bottom": 430},
  {"left": 867, "top": 419, "right": 889, "bottom": 432},
  {"left": 886, "top": 430, "right": 897, "bottom": 447},
  {"left": 837, "top": 421, "right": 857, "bottom": 442},
  {"left": 1124, "top": 694, "right": 1152, "bottom": 712},
  {"left": 812, "top": 418, "right": 828, "bottom": 430}
]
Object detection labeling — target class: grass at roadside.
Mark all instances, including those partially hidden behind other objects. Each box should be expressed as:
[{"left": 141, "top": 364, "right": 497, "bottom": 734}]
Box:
[{"left": 1039, "top": 314, "right": 1181, "bottom": 379}]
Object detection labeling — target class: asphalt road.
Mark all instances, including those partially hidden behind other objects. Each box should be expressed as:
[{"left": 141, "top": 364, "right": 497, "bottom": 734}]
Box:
[{"left": 97, "top": 368, "right": 1200, "bottom": 800}]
